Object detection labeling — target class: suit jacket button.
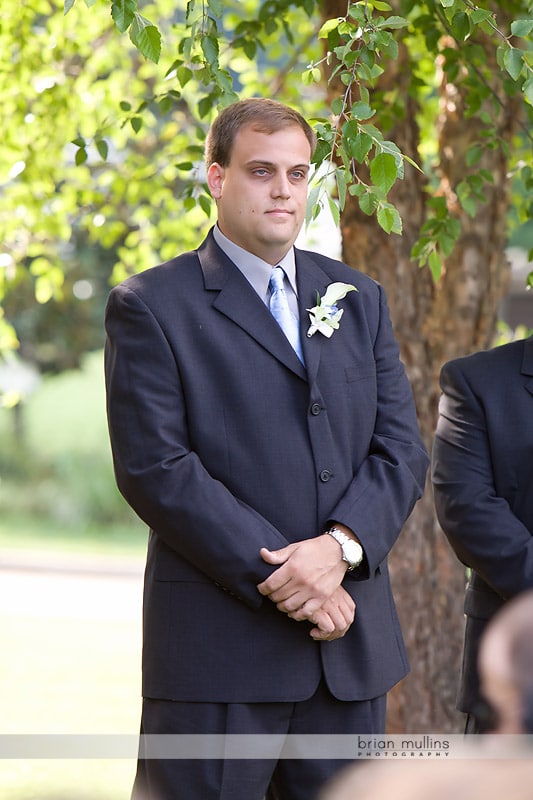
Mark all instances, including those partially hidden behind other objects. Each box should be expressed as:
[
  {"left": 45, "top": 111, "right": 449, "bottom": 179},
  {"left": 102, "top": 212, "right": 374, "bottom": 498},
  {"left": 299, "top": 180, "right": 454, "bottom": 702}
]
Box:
[
  {"left": 310, "top": 403, "right": 322, "bottom": 415},
  {"left": 319, "top": 469, "right": 332, "bottom": 482}
]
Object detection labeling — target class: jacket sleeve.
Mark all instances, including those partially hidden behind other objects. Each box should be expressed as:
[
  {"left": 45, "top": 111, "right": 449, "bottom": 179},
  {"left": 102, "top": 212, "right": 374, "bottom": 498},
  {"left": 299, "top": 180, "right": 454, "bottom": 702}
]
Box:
[
  {"left": 104, "top": 283, "right": 289, "bottom": 609},
  {"left": 327, "top": 283, "right": 429, "bottom": 577},
  {"left": 431, "top": 359, "right": 533, "bottom": 600}
]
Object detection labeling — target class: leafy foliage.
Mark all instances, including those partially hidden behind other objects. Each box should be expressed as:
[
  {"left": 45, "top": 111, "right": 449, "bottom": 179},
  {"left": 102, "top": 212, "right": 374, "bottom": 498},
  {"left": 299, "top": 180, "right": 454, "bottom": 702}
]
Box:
[
  {"left": 1, "top": 0, "right": 532, "bottom": 380},
  {"left": 96, "top": 0, "right": 532, "bottom": 274}
]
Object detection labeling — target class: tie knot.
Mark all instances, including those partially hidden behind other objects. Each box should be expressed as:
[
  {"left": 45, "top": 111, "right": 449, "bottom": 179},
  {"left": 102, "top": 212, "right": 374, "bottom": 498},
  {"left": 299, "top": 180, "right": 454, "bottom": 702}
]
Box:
[{"left": 269, "top": 266, "right": 285, "bottom": 293}]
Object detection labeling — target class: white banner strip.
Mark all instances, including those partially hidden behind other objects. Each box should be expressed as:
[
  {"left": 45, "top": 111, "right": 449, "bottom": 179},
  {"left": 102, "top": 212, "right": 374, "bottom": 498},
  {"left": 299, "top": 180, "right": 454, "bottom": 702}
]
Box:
[{"left": 1, "top": 734, "right": 533, "bottom": 760}]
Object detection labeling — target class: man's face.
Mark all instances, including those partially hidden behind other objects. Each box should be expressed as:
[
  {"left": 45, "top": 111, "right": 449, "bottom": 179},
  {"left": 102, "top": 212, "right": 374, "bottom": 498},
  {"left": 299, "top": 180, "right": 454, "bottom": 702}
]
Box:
[{"left": 207, "top": 124, "right": 311, "bottom": 265}]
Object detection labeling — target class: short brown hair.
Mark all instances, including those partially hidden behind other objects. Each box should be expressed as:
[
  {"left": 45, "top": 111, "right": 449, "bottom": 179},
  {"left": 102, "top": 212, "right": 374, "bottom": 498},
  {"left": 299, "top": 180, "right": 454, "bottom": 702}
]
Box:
[{"left": 205, "top": 97, "right": 316, "bottom": 168}]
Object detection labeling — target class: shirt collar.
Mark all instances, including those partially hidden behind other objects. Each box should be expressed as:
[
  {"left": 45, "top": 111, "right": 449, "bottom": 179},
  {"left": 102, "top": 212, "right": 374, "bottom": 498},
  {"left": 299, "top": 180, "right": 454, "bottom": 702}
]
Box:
[{"left": 213, "top": 225, "right": 297, "bottom": 302}]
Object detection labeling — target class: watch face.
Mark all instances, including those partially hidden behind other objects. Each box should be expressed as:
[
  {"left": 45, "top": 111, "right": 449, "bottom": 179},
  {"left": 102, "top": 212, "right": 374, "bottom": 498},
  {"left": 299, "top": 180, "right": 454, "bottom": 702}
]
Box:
[{"left": 345, "top": 540, "right": 363, "bottom": 566}]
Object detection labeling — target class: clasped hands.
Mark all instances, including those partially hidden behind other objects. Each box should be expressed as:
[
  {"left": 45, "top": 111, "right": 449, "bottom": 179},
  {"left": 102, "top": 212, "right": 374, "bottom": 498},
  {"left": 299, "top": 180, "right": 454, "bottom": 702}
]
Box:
[{"left": 257, "top": 533, "right": 356, "bottom": 641}]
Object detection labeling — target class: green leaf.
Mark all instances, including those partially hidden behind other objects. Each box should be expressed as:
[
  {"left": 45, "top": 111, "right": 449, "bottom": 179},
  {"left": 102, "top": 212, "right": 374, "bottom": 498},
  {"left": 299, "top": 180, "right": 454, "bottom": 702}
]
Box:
[
  {"left": 335, "top": 167, "right": 348, "bottom": 211},
  {"left": 130, "top": 116, "right": 143, "bottom": 133},
  {"left": 111, "top": 0, "right": 137, "bottom": 34},
  {"left": 523, "top": 76, "right": 533, "bottom": 105},
  {"left": 75, "top": 147, "right": 87, "bottom": 166},
  {"left": 199, "top": 194, "right": 212, "bottom": 217},
  {"left": 370, "top": 153, "right": 397, "bottom": 194},
  {"left": 242, "top": 38, "right": 257, "bottom": 59},
  {"left": 380, "top": 15, "right": 409, "bottom": 30},
  {"left": 327, "top": 195, "right": 340, "bottom": 227},
  {"left": 372, "top": 0, "right": 392, "bottom": 9},
  {"left": 451, "top": 11, "right": 470, "bottom": 42},
  {"left": 511, "top": 19, "right": 533, "bottom": 38},
  {"left": 319, "top": 18, "right": 340, "bottom": 39},
  {"left": 527, "top": 270, "right": 533, "bottom": 289},
  {"left": 177, "top": 66, "right": 193, "bottom": 87},
  {"left": 465, "top": 145, "right": 483, "bottom": 167},
  {"left": 207, "top": 0, "right": 223, "bottom": 18},
  {"left": 158, "top": 96, "right": 173, "bottom": 114},
  {"left": 302, "top": 67, "right": 321, "bottom": 85},
  {"left": 377, "top": 204, "right": 402, "bottom": 235},
  {"left": 64, "top": 0, "right": 75, "bottom": 15},
  {"left": 503, "top": 47, "right": 524, "bottom": 81},
  {"left": 306, "top": 183, "right": 322, "bottom": 226},
  {"left": 348, "top": 131, "right": 373, "bottom": 162},
  {"left": 198, "top": 95, "right": 214, "bottom": 119},
  {"left": 350, "top": 101, "right": 375, "bottom": 121},
  {"left": 348, "top": 183, "right": 365, "bottom": 198},
  {"left": 428, "top": 249, "right": 442, "bottom": 282},
  {"left": 457, "top": 186, "right": 477, "bottom": 217},
  {"left": 331, "top": 96, "right": 344, "bottom": 116},
  {"left": 96, "top": 139, "right": 108, "bottom": 160},
  {"left": 359, "top": 191, "right": 379, "bottom": 216},
  {"left": 129, "top": 13, "right": 161, "bottom": 63},
  {"left": 201, "top": 33, "right": 219, "bottom": 67},
  {"left": 470, "top": 8, "right": 492, "bottom": 25}
]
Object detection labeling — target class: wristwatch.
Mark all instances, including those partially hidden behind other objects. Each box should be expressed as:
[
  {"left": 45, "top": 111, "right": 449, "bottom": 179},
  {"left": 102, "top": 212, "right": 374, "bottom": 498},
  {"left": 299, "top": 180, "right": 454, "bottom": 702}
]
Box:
[{"left": 326, "top": 526, "right": 364, "bottom": 571}]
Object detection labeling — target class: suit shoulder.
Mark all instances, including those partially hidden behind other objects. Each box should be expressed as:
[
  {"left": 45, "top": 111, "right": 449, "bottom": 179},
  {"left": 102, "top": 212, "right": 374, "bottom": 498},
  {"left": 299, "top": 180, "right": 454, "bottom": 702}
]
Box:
[
  {"left": 297, "top": 248, "right": 379, "bottom": 294},
  {"left": 441, "top": 338, "right": 526, "bottom": 388},
  {"left": 111, "top": 249, "right": 200, "bottom": 299}
]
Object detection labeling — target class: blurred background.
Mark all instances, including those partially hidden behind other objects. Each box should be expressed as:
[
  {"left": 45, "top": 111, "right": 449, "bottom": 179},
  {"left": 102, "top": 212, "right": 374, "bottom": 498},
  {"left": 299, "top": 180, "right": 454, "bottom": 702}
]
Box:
[{"left": 0, "top": 350, "right": 145, "bottom": 799}]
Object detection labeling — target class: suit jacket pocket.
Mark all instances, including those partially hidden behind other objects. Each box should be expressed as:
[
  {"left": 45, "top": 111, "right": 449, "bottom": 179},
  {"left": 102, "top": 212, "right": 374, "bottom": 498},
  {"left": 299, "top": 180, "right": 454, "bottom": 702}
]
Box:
[{"left": 345, "top": 365, "right": 376, "bottom": 383}]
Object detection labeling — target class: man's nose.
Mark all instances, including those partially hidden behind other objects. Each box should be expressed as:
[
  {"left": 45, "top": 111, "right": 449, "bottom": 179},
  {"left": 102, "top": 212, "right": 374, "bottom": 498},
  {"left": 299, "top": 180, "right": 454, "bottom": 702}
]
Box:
[{"left": 271, "top": 173, "right": 291, "bottom": 198}]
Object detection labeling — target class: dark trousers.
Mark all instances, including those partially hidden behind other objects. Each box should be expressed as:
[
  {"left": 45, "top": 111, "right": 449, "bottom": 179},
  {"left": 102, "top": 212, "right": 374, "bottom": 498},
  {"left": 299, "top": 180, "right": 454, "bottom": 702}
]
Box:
[{"left": 131, "top": 678, "right": 386, "bottom": 800}]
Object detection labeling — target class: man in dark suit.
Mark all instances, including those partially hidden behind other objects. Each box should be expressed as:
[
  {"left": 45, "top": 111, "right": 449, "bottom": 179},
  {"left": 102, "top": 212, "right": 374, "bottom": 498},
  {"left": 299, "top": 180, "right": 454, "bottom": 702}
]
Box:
[
  {"left": 105, "top": 98, "right": 428, "bottom": 799},
  {"left": 432, "top": 335, "right": 533, "bottom": 732}
]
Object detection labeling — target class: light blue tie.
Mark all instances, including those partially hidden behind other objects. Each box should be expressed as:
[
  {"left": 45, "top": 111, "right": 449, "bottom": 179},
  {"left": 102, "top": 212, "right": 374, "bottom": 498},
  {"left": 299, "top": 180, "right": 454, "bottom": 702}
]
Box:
[{"left": 269, "top": 266, "right": 304, "bottom": 363}]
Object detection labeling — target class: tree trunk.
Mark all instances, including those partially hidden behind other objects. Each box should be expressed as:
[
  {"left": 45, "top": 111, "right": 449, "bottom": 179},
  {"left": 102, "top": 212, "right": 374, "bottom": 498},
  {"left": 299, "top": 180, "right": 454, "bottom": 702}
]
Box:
[{"left": 322, "top": 0, "right": 521, "bottom": 732}]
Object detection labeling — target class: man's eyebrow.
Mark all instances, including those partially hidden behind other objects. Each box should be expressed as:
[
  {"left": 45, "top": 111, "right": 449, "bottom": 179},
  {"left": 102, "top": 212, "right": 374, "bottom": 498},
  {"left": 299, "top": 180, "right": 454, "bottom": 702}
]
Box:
[{"left": 245, "top": 160, "right": 310, "bottom": 171}]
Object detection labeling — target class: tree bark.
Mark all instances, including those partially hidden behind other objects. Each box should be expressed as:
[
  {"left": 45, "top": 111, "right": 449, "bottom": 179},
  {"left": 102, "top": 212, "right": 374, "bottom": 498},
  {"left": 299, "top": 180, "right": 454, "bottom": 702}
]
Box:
[{"left": 322, "top": 0, "right": 521, "bottom": 732}]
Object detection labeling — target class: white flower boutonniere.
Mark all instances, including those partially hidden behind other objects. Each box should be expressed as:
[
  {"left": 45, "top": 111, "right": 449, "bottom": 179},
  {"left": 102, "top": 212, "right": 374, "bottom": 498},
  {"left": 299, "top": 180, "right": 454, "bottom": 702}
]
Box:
[{"left": 306, "top": 282, "right": 358, "bottom": 339}]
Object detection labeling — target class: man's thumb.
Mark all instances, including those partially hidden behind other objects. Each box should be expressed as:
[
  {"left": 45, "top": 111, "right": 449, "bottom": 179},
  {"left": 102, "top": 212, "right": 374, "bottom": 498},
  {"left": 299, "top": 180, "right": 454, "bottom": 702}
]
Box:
[{"left": 259, "top": 547, "right": 287, "bottom": 564}]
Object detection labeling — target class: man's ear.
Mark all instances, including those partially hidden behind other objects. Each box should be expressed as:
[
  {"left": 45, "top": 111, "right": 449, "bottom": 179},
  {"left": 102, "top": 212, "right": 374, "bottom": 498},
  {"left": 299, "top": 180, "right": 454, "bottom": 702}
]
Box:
[{"left": 207, "top": 163, "right": 225, "bottom": 199}]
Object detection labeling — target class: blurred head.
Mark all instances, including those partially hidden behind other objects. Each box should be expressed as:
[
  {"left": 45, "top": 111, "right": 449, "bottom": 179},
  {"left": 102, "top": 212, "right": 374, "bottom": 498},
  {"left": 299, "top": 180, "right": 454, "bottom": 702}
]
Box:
[
  {"left": 479, "top": 589, "right": 533, "bottom": 734},
  {"left": 320, "top": 760, "right": 533, "bottom": 800}
]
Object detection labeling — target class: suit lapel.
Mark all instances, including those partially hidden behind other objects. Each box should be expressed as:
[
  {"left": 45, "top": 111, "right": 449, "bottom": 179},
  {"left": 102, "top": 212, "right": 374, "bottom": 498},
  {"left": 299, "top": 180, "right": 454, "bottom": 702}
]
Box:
[
  {"left": 198, "top": 232, "right": 307, "bottom": 379},
  {"left": 295, "top": 249, "right": 333, "bottom": 385}
]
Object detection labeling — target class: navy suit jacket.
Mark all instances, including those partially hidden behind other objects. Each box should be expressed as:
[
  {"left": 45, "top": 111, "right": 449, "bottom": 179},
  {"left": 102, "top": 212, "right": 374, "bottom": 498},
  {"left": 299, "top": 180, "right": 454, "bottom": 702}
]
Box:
[
  {"left": 432, "top": 336, "right": 533, "bottom": 713},
  {"left": 105, "top": 230, "right": 428, "bottom": 704}
]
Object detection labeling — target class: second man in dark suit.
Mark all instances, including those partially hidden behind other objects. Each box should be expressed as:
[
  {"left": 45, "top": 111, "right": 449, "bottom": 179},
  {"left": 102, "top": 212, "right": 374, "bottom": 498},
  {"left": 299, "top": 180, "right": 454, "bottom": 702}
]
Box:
[{"left": 432, "top": 335, "right": 533, "bottom": 732}]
